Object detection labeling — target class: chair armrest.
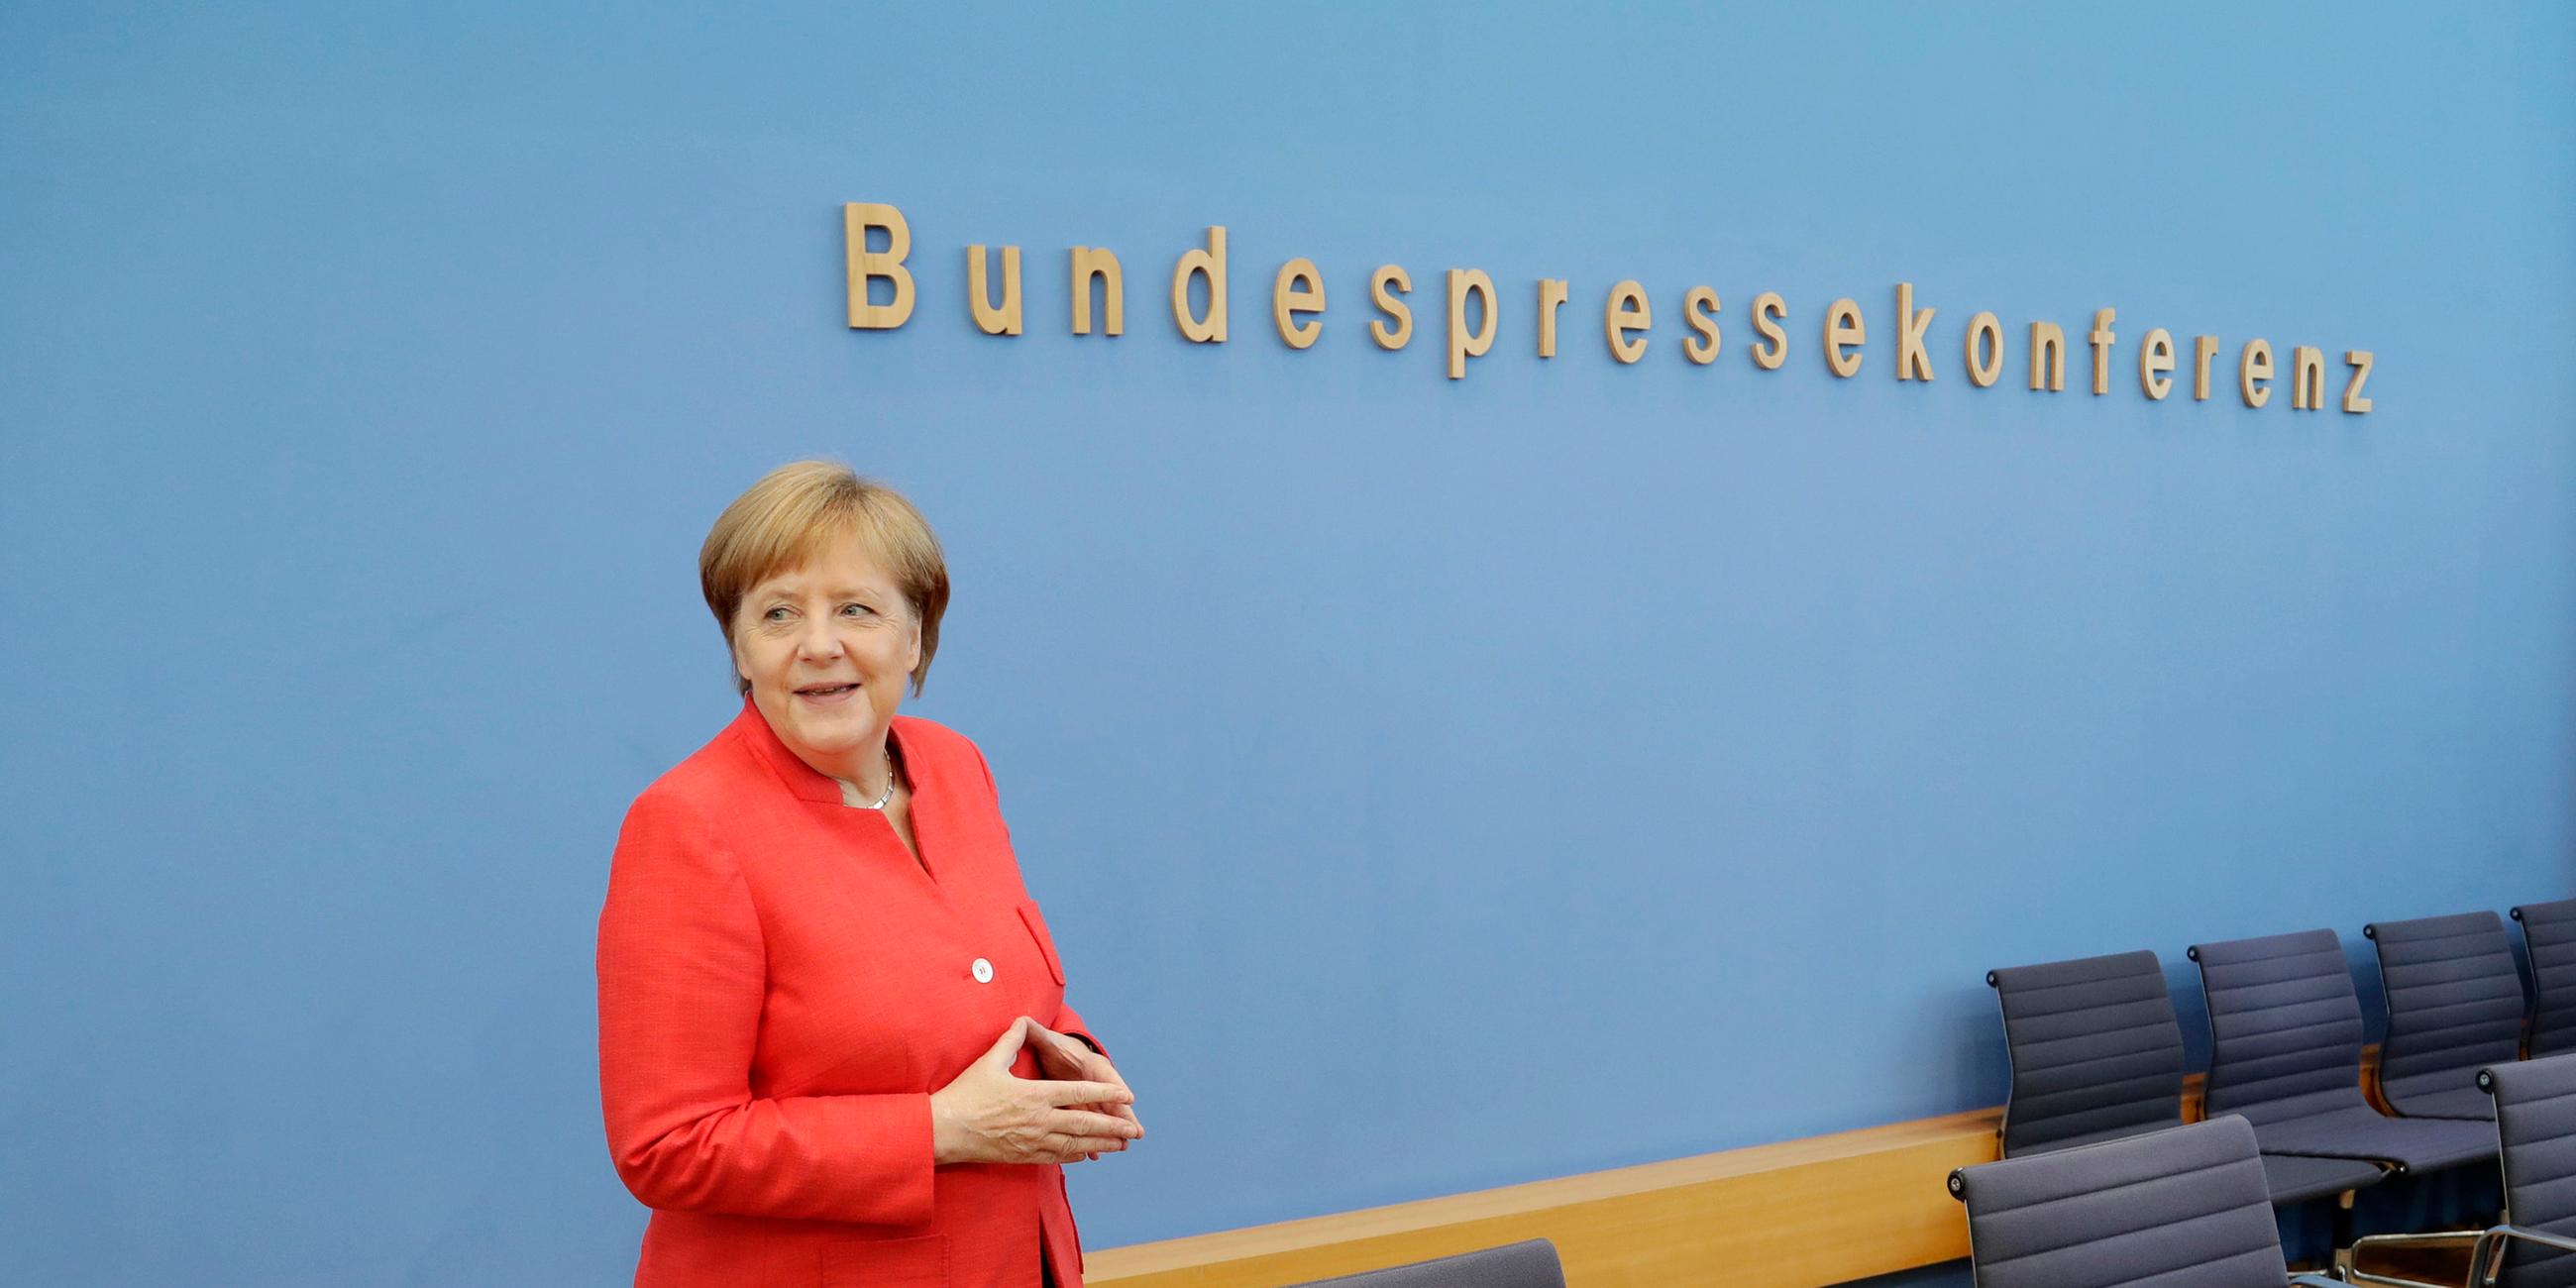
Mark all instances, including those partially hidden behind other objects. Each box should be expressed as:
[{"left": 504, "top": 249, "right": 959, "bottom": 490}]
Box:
[
  {"left": 2486, "top": 1225, "right": 2576, "bottom": 1255},
  {"left": 2288, "top": 1275, "right": 2344, "bottom": 1287},
  {"left": 2473, "top": 1225, "right": 2576, "bottom": 1285}
]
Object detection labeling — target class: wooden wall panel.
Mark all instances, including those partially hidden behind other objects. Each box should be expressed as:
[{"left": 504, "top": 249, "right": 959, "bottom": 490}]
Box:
[
  {"left": 1087, "top": 1109, "right": 1997, "bottom": 1287},
  {"left": 1089, "top": 1050, "right": 2380, "bottom": 1286}
]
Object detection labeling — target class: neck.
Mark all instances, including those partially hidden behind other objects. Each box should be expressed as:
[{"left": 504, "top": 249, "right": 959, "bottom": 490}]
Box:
[{"left": 830, "top": 739, "right": 897, "bottom": 804}]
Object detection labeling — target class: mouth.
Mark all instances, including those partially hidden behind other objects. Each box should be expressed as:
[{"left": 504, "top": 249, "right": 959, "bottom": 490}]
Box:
[{"left": 794, "top": 682, "right": 862, "bottom": 702}]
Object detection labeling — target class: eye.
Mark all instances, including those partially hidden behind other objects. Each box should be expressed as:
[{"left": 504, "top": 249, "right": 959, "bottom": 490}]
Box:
[
  {"left": 840, "top": 602, "right": 875, "bottom": 618},
  {"left": 763, "top": 606, "right": 794, "bottom": 622}
]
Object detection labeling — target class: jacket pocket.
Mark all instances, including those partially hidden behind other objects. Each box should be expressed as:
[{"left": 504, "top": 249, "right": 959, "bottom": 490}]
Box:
[
  {"left": 821, "top": 1231, "right": 946, "bottom": 1288},
  {"left": 1017, "top": 900, "right": 1067, "bottom": 987}
]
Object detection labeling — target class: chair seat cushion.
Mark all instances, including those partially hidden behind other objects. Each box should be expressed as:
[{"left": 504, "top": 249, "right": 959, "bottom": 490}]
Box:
[
  {"left": 2260, "top": 1152, "right": 2386, "bottom": 1205},
  {"left": 2250, "top": 1107, "right": 2497, "bottom": 1172}
]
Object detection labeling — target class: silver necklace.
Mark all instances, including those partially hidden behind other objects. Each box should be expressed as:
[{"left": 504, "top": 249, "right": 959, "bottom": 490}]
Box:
[{"left": 851, "top": 747, "right": 897, "bottom": 810}]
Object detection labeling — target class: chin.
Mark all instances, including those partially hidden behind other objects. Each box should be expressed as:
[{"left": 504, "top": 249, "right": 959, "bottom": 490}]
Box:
[
  {"left": 813, "top": 719, "right": 875, "bottom": 747},
  {"left": 809, "top": 707, "right": 886, "bottom": 743}
]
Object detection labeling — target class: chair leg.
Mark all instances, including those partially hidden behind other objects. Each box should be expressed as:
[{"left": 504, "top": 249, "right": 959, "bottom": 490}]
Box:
[{"left": 2332, "top": 1189, "right": 2355, "bottom": 1280}]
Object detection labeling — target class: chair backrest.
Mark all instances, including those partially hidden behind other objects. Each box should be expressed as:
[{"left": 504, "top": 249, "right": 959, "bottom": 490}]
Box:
[
  {"left": 1289, "top": 1239, "right": 1565, "bottom": 1288},
  {"left": 2481, "top": 1052, "right": 2576, "bottom": 1287},
  {"left": 1948, "top": 1116, "right": 2293, "bottom": 1288},
  {"left": 2190, "top": 929, "right": 2371, "bottom": 1125},
  {"left": 1988, "top": 950, "right": 2188, "bottom": 1156},
  {"left": 2515, "top": 900, "right": 2576, "bottom": 1059},
  {"left": 2366, "top": 912, "right": 2525, "bottom": 1111}
]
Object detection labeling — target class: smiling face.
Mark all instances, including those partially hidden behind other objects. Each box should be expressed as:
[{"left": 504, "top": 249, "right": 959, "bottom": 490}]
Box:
[{"left": 729, "top": 527, "right": 924, "bottom": 784}]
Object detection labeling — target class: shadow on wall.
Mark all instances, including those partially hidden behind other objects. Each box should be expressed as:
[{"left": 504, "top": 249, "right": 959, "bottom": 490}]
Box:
[{"left": 1942, "top": 979, "right": 2010, "bottom": 1107}]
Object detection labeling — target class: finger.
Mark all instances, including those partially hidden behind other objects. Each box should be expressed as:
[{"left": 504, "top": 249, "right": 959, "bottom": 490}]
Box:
[
  {"left": 1034, "top": 1024, "right": 1111, "bottom": 1066},
  {"left": 1046, "top": 1108, "right": 1143, "bottom": 1140},
  {"left": 1076, "top": 1099, "right": 1140, "bottom": 1127},
  {"left": 1037, "top": 1079, "right": 1132, "bottom": 1109},
  {"left": 1025, "top": 1025, "right": 1092, "bottom": 1068},
  {"left": 1025, "top": 1028, "right": 1087, "bottom": 1075},
  {"left": 977, "top": 1016, "right": 1033, "bottom": 1067},
  {"left": 1037, "top": 1133, "right": 1132, "bottom": 1162}
]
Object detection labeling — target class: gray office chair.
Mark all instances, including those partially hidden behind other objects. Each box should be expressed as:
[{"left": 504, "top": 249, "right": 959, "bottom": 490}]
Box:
[
  {"left": 1289, "top": 1239, "right": 1565, "bottom": 1287},
  {"left": 1988, "top": 949, "right": 2382, "bottom": 1204},
  {"left": 2513, "top": 901, "right": 2576, "bottom": 1059},
  {"left": 1948, "top": 1116, "right": 2341, "bottom": 1287},
  {"left": 2191, "top": 929, "right": 2496, "bottom": 1172},
  {"left": 2471, "top": 1052, "right": 2576, "bottom": 1287},
  {"left": 2196, "top": 928, "right": 2503, "bottom": 1287},
  {"left": 2366, "top": 912, "right": 2525, "bottom": 1120},
  {"left": 1990, "top": 950, "right": 2188, "bottom": 1154}
]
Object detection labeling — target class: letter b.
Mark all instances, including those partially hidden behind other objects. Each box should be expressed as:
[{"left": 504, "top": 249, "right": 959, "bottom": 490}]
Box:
[{"left": 843, "top": 202, "right": 915, "bottom": 329}]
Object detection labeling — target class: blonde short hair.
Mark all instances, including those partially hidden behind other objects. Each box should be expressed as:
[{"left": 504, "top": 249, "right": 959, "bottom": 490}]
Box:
[{"left": 698, "top": 461, "right": 949, "bottom": 697}]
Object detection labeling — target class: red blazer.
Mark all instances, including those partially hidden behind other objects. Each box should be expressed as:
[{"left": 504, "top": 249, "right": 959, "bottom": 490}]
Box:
[{"left": 597, "top": 699, "right": 1100, "bottom": 1288}]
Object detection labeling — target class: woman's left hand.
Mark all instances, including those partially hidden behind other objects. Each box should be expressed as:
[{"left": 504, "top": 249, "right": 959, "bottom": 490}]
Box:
[{"left": 1027, "top": 1023, "right": 1141, "bottom": 1161}]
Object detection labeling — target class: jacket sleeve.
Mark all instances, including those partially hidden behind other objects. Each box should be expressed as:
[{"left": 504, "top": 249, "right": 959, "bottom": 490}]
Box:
[
  {"left": 1055, "top": 1003, "right": 1106, "bottom": 1059},
  {"left": 596, "top": 789, "right": 937, "bottom": 1227}
]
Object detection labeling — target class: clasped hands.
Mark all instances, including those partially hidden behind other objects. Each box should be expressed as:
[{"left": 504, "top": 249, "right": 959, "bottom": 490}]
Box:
[{"left": 929, "top": 1016, "right": 1144, "bottom": 1166}]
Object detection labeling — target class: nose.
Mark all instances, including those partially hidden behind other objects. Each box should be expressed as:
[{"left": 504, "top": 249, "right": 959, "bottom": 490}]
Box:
[{"left": 795, "top": 614, "right": 844, "bottom": 663}]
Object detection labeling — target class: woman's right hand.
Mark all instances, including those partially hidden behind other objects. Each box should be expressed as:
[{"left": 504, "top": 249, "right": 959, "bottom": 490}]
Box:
[{"left": 929, "top": 1017, "right": 1142, "bottom": 1165}]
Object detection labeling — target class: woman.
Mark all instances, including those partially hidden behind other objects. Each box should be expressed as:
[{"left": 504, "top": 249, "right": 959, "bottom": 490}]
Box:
[{"left": 597, "top": 461, "right": 1141, "bottom": 1288}]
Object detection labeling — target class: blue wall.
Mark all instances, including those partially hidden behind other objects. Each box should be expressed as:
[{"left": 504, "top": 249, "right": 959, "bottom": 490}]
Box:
[{"left": 5, "top": 4, "right": 2572, "bottom": 1283}]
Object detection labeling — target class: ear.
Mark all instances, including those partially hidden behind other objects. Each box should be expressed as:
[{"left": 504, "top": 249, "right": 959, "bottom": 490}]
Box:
[{"left": 904, "top": 616, "right": 923, "bottom": 675}]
